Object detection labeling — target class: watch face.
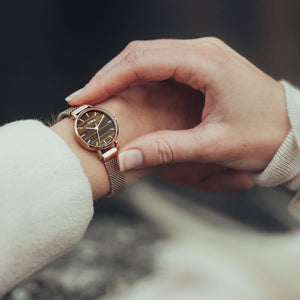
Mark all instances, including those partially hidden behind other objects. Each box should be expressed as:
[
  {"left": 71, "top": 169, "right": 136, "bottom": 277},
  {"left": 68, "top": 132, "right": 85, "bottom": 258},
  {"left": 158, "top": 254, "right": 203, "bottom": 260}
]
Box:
[{"left": 75, "top": 108, "right": 118, "bottom": 149}]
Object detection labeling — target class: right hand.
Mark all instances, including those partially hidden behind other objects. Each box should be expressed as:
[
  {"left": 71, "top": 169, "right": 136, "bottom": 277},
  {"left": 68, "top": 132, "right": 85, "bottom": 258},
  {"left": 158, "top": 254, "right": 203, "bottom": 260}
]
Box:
[
  {"left": 69, "top": 38, "right": 290, "bottom": 178},
  {"left": 101, "top": 80, "right": 253, "bottom": 193}
]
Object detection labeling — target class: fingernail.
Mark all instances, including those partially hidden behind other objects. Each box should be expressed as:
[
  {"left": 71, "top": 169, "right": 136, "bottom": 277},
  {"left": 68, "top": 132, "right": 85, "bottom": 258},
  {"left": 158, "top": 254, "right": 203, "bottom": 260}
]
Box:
[
  {"left": 118, "top": 149, "right": 143, "bottom": 172},
  {"left": 65, "top": 88, "right": 83, "bottom": 102}
]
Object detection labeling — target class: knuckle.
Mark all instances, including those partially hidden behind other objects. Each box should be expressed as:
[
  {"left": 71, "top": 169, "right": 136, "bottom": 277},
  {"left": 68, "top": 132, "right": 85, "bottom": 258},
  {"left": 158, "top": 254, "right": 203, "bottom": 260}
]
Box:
[
  {"left": 154, "top": 134, "right": 174, "bottom": 165},
  {"left": 196, "top": 37, "right": 227, "bottom": 62},
  {"left": 125, "top": 40, "right": 143, "bottom": 51},
  {"left": 202, "top": 43, "right": 224, "bottom": 57},
  {"left": 202, "top": 36, "right": 225, "bottom": 47},
  {"left": 124, "top": 49, "right": 145, "bottom": 66}
]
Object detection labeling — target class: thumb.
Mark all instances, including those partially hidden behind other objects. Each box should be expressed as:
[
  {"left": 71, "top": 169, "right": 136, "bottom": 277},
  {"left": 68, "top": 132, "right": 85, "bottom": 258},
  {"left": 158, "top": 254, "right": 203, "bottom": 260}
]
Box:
[{"left": 118, "top": 127, "right": 215, "bottom": 171}]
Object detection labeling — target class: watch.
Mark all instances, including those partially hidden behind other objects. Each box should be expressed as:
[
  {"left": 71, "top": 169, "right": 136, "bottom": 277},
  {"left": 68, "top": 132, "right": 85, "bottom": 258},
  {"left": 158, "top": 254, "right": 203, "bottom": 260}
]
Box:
[{"left": 57, "top": 104, "right": 125, "bottom": 197}]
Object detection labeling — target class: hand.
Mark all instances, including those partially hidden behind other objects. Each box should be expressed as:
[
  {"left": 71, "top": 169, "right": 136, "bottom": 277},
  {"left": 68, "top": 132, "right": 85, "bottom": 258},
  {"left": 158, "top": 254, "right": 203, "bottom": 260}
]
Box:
[
  {"left": 109, "top": 81, "right": 254, "bottom": 192},
  {"left": 67, "top": 38, "right": 287, "bottom": 179},
  {"left": 115, "top": 81, "right": 253, "bottom": 192}
]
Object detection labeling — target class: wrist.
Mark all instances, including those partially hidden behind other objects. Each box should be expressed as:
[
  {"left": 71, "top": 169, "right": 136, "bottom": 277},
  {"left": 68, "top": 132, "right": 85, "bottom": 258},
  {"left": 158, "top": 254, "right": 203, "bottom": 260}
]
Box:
[
  {"left": 247, "top": 80, "right": 291, "bottom": 172},
  {"left": 51, "top": 96, "right": 147, "bottom": 200},
  {"left": 262, "top": 81, "right": 291, "bottom": 170},
  {"left": 52, "top": 117, "right": 111, "bottom": 199}
]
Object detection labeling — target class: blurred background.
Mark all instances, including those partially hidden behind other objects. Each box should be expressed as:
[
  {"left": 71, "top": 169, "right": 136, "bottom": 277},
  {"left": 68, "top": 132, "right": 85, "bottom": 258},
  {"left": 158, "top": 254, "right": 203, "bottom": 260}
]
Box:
[{"left": 2, "top": 0, "right": 300, "bottom": 299}]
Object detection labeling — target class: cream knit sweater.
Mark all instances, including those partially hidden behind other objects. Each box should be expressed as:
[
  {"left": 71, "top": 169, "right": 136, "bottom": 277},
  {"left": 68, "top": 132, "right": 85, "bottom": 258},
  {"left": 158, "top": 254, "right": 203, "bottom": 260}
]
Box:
[
  {"left": 0, "top": 120, "right": 93, "bottom": 296},
  {"left": 0, "top": 80, "right": 299, "bottom": 296}
]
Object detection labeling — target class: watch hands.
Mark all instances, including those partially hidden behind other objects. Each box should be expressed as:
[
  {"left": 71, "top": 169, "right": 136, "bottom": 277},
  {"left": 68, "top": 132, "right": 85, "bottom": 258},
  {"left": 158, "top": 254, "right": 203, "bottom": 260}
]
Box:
[
  {"left": 97, "top": 129, "right": 101, "bottom": 144},
  {"left": 85, "top": 127, "right": 96, "bottom": 130},
  {"left": 97, "top": 115, "right": 105, "bottom": 127}
]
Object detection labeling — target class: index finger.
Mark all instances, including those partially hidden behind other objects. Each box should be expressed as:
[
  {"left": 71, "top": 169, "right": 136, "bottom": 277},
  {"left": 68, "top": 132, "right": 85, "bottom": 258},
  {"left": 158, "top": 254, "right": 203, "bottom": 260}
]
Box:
[{"left": 68, "top": 44, "right": 215, "bottom": 106}]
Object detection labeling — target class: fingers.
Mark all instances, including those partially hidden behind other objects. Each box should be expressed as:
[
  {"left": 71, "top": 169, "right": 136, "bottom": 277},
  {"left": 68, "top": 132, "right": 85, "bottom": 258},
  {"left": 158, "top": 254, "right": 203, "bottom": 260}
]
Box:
[
  {"left": 67, "top": 38, "right": 222, "bottom": 105},
  {"left": 118, "top": 126, "right": 219, "bottom": 171},
  {"left": 91, "top": 39, "right": 191, "bottom": 82},
  {"left": 67, "top": 39, "right": 194, "bottom": 105},
  {"left": 198, "top": 170, "right": 254, "bottom": 193}
]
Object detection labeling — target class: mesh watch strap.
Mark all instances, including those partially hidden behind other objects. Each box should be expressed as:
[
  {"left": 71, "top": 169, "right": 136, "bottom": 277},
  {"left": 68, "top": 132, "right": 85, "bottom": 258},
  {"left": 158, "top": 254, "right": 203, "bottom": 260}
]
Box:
[
  {"left": 104, "top": 156, "right": 126, "bottom": 196},
  {"left": 57, "top": 106, "right": 126, "bottom": 197},
  {"left": 57, "top": 106, "right": 80, "bottom": 121}
]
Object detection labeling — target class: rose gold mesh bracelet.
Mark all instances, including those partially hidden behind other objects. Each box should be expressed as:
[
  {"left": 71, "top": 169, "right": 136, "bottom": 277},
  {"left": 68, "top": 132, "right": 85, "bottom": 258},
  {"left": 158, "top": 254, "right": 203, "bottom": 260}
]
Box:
[{"left": 58, "top": 106, "right": 126, "bottom": 197}]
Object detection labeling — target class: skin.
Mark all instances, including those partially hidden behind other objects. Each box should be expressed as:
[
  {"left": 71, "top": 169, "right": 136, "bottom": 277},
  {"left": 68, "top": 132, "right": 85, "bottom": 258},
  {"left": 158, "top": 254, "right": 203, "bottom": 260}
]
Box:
[
  {"left": 53, "top": 81, "right": 252, "bottom": 200},
  {"left": 67, "top": 38, "right": 291, "bottom": 182}
]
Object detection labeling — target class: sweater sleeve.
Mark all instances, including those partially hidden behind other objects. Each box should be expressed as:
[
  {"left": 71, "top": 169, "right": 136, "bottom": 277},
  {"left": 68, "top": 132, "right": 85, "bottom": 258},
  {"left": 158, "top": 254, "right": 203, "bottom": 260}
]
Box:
[
  {"left": 0, "top": 120, "right": 94, "bottom": 296},
  {"left": 251, "top": 81, "right": 300, "bottom": 209}
]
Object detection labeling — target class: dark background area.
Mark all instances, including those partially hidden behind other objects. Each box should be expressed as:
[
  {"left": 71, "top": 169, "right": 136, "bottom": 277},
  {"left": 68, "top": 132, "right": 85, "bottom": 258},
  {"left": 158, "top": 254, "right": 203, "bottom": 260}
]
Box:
[
  {"left": 1, "top": 0, "right": 300, "bottom": 229},
  {"left": 2, "top": 1, "right": 300, "bottom": 299},
  {"left": 1, "top": 0, "right": 300, "bottom": 124}
]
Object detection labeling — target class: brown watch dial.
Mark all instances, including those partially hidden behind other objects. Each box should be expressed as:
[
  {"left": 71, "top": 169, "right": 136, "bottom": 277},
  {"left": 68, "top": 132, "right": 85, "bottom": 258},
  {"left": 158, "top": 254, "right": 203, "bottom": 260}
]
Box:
[{"left": 75, "top": 108, "right": 118, "bottom": 150}]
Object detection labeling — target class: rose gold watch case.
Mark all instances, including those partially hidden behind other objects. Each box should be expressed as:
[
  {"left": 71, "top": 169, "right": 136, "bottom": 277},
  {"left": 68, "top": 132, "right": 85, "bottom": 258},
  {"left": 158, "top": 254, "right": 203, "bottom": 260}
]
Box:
[{"left": 74, "top": 107, "right": 119, "bottom": 153}]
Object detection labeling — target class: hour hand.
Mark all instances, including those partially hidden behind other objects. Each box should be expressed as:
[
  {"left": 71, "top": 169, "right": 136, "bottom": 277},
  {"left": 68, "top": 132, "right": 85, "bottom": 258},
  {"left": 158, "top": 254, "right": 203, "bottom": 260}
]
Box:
[{"left": 85, "top": 127, "right": 96, "bottom": 130}]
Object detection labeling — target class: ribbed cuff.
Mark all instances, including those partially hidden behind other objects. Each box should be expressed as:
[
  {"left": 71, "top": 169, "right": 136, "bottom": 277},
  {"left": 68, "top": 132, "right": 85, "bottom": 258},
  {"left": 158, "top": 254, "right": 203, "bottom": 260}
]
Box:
[{"left": 250, "top": 81, "right": 300, "bottom": 191}]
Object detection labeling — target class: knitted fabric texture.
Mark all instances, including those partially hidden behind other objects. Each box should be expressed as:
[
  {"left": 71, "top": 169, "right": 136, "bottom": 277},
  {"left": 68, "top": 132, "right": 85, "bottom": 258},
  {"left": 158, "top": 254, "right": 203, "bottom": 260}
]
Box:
[{"left": 0, "top": 120, "right": 93, "bottom": 296}]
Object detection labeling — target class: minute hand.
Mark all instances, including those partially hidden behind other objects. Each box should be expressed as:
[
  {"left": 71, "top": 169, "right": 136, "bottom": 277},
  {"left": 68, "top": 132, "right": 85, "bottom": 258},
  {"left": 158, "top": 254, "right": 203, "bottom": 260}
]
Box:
[{"left": 97, "top": 115, "right": 105, "bottom": 127}]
